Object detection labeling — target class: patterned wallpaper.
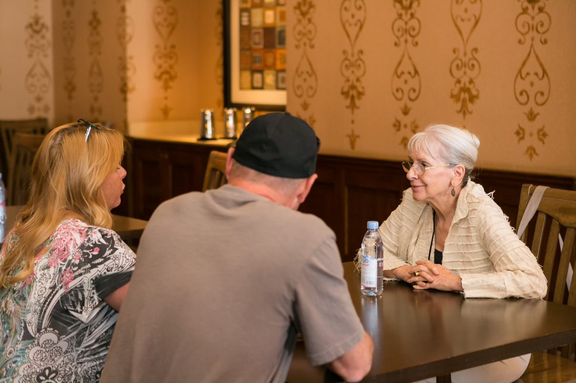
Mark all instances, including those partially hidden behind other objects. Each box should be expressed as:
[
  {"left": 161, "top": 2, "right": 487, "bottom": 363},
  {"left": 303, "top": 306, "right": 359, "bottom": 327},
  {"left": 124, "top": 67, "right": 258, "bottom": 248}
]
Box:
[
  {"left": 340, "top": 0, "right": 366, "bottom": 150},
  {"left": 153, "top": 0, "right": 178, "bottom": 119},
  {"left": 61, "top": 0, "right": 75, "bottom": 122},
  {"left": 450, "top": 0, "right": 481, "bottom": 122},
  {"left": 117, "top": 0, "right": 135, "bottom": 130},
  {"left": 87, "top": 0, "right": 104, "bottom": 121},
  {"left": 286, "top": 0, "right": 576, "bottom": 177},
  {"left": 391, "top": 0, "right": 421, "bottom": 148},
  {"left": 215, "top": 1, "right": 224, "bottom": 111},
  {"left": 0, "top": 0, "right": 222, "bottom": 131},
  {"left": 0, "top": 0, "right": 54, "bottom": 120},
  {"left": 0, "top": 0, "right": 574, "bottom": 177},
  {"left": 292, "top": 0, "right": 318, "bottom": 128},
  {"left": 25, "top": 0, "right": 52, "bottom": 117},
  {"left": 513, "top": 0, "right": 551, "bottom": 161}
]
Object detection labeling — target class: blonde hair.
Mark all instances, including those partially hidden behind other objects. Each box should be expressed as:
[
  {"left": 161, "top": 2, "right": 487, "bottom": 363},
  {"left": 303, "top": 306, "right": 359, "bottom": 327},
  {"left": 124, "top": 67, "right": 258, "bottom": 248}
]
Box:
[
  {"left": 0, "top": 122, "right": 127, "bottom": 287},
  {"left": 407, "top": 124, "right": 480, "bottom": 185}
]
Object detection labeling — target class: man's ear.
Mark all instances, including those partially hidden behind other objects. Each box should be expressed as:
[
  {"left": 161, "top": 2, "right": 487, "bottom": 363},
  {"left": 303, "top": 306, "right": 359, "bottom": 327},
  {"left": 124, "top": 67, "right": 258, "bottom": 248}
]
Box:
[
  {"left": 225, "top": 148, "right": 235, "bottom": 180},
  {"left": 296, "top": 174, "right": 318, "bottom": 205}
]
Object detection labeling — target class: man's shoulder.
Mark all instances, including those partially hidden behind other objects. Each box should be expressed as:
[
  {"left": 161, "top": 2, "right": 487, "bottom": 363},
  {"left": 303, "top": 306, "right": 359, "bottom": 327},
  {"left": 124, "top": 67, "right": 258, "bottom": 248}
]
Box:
[
  {"left": 279, "top": 205, "right": 333, "bottom": 234},
  {"left": 155, "top": 190, "right": 205, "bottom": 212}
]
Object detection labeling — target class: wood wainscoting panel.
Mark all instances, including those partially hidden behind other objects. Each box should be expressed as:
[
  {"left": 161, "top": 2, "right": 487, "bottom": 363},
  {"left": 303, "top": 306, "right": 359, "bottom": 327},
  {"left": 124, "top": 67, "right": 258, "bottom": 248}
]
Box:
[
  {"left": 128, "top": 138, "right": 227, "bottom": 220},
  {"left": 300, "top": 154, "right": 574, "bottom": 263},
  {"left": 167, "top": 150, "right": 207, "bottom": 199},
  {"left": 300, "top": 155, "right": 410, "bottom": 262},
  {"left": 346, "top": 186, "right": 401, "bottom": 262},
  {"left": 300, "top": 164, "right": 345, "bottom": 255},
  {"left": 126, "top": 138, "right": 576, "bottom": 262},
  {"left": 474, "top": 169, "right": 575, "bottom": 229},
  {"left": 132, "top": 142, "right": 166, "bottom": 220}
]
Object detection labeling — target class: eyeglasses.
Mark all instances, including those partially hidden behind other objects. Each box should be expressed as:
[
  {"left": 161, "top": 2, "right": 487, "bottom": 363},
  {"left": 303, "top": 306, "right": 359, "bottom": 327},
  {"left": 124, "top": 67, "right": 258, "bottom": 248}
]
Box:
[
  {"left": 401, "top": 161, "right": 454, "bottom": 176},
  {"left": 77, "top": 119, "right": 100, "bottom": 142}
]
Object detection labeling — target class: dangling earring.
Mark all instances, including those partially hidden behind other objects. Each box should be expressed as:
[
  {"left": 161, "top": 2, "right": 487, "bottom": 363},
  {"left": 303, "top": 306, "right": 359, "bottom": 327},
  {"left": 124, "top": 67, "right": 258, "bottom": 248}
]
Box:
[{"left": 451, "top": 187, "right": 456, "bottom": 197}]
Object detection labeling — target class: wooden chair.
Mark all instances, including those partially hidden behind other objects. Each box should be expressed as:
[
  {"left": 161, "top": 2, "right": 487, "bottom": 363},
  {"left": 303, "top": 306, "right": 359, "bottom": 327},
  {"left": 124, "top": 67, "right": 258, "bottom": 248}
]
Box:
[
  {"left": 515, "top": 184, "right": 576, "bottom": 382},
  {"left": 202, "top": 151, "right": 228, "bottom": 192},
  {"left": 6, "top": 133, "right": 45, "bottom": 206},
  {"left": 0, "top": 118, "right": 48, "bottom": 181}
]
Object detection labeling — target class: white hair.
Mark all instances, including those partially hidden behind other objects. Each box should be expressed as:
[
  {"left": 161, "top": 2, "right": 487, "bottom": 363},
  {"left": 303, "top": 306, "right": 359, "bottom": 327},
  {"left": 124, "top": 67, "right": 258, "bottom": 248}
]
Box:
[{"left": 407, "top": 124, "right": 480, "bottom": 185}]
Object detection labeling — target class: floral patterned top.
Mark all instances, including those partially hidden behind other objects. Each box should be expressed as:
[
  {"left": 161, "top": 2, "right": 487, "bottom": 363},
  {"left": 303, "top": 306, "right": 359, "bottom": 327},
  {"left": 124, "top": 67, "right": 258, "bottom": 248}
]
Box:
[{"left": 0, "top": 219, "right": 136, "bottom": 382}]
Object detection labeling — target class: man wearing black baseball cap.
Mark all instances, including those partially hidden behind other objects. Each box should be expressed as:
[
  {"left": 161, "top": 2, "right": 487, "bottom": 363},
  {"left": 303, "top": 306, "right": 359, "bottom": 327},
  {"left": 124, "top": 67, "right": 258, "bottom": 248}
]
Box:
[
  {"left": 232, "top": 112, "right": 319, "bottom": 179},
  {"left": 103, "top": 113, "right": 373, "bottom": 383},
  {"left": 228, "top": 112, "right": 321, "bottom": 210}
]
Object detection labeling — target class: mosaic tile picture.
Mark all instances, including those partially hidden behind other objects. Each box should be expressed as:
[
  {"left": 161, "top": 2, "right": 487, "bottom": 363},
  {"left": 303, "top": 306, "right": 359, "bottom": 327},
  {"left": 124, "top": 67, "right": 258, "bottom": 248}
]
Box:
[{"left": 238, "top": 0, "right": 286, "bottom": 91}]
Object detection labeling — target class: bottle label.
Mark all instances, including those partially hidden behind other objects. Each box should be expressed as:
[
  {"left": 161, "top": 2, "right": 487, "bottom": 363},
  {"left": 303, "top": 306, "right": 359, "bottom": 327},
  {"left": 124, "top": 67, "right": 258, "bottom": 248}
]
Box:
[{"left": 361, "top": 255, "right": 377, "bottom": 288}]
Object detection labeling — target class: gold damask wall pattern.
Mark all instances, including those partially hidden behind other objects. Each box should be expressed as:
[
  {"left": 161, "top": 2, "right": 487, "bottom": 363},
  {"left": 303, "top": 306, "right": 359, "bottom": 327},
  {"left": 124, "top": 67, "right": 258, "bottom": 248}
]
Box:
[
  {"left": 88, "top": 0, "right": 103, "bottom": 121},
  {"left": 293, "top": 0, "right": 318, "bottom": 128},
  {"left": 62, "top": 0, "right": 76, "bottom": 122},
  {"left": 216, "top": 2, "right": 224, "bottom": 110},
  {"left": 0, "top": 24, "right": 2, "bottom": 92},
  {"left": 117, "top": 0, "right": 135, "bottom": 130},
  {"left": 514, "top": 0, "right": 551, "bottom": 161},
  {"left": 153, "top": 0, "right": 179, "bottom": 119},
  {"left": 449, "top": 0, "right": 482, "bottom": 121},
  {"left": 340, "top": 0, "right": 366, "bottom": 150},
  {"left": 391, "top": 0, "right": 421, "bottom": 149},
  {"left": 25, "top": 0, "right": 52, "bottom": 116}
]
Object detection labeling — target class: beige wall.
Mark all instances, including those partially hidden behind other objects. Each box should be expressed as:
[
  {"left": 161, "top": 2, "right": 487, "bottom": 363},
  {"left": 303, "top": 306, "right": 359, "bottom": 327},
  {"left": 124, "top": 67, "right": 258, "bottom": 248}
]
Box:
[
  {"left": 287, "top": 0, "right": 576, "bottom": 177},
  {"left": 0, "top": 0, "right": 54, "bottom": 121},
  {"left": 0, "top": 0, "right": 223, "bottom": 132},
  {"left": 52, "top": 0, "right": 126, "bottom": 129},
  {"left": 0, "top": 0, "right": 574, "bottom": 177},
  {"left": 122, "top": 0, "right": 222, "bottom": 124}
]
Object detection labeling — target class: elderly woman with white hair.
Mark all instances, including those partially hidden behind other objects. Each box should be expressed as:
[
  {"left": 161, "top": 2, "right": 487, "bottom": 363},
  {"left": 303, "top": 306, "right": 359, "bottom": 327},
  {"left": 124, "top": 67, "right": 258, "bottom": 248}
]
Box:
[{"left": 380, "top": 124, "right": 547, "bottom": 383}]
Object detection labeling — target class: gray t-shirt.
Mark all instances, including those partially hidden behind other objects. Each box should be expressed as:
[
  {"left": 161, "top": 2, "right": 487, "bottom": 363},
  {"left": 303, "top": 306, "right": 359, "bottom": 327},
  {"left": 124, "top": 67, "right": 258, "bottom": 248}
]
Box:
[{"left": 102, "top": 185, "right": 365, "bottom": 383}]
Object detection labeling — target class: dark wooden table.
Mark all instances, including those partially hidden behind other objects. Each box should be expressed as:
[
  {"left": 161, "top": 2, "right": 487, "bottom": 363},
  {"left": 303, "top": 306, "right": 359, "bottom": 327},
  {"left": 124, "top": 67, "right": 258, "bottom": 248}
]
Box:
[
  {"left": 287, "top": 262, "right": 576, "bottom": 383},
  {"left": 3, "top": 205, "right": 147, "bottom": 243}
]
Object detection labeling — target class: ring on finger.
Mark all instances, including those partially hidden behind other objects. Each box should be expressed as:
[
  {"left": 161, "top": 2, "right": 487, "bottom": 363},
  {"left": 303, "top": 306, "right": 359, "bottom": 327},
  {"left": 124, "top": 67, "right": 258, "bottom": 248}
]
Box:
[{"left": 414, "top": 271, "right": 420, "bottom": 277}]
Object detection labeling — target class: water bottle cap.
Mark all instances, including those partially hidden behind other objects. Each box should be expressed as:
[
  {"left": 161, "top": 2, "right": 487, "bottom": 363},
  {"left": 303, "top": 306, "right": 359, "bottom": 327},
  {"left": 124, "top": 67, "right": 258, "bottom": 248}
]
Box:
[{"left": 367, "top": 221, "right": 379, "bottom": 230}]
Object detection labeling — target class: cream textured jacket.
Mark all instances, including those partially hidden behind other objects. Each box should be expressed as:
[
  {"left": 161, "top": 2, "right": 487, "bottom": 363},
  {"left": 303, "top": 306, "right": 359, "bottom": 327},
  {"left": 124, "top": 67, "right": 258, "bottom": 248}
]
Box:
[{"left": 379, "top": 181, "right": 547, "bottom": 299}]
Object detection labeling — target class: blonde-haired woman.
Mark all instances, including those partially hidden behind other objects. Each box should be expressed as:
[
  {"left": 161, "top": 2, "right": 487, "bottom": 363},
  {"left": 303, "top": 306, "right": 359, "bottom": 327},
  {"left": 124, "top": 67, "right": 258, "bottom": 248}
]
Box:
[
  {"left": 0, "top": 120, "right": 136, "bottom": 382},
  {"left": 380, "top": 124, "right": 547, "bottom": 382}
]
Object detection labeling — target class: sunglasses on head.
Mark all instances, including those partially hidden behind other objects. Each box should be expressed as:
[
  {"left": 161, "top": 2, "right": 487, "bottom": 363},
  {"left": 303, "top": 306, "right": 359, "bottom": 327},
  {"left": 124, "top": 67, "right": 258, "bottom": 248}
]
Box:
[{"left": 77, "top": 118, "right": 100, "bottom": 142}]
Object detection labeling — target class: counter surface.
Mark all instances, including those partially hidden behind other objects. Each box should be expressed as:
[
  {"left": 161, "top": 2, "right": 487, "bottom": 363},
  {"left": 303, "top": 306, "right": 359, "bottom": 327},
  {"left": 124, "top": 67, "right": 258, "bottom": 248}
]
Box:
[{"left": 128, "top": 119, "right": 235, "bottom": 146}]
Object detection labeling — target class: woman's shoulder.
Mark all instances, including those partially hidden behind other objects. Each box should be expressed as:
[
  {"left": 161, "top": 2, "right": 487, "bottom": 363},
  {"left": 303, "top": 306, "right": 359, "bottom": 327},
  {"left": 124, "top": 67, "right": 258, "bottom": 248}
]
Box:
[
  {"left": 388, "top": 187, "right": 428, "bottom": 224},
  {"left": 464, "top": 181, "right": 497, "bottom": 203},
  {"left": 461, "top": 181, "right": 505, "bottom": 217},
  {"left": 54, "top": 219, "right": 135, "bottom": 262},
  {"left": 58, "top": 218, "right": 114, "bottom": 234},
  {"left": 401, "top": 187, "right": 416, "bottom": 204},
  {"left": 400, "top": 187, "right": 427, "bottom": 211},
  {"left": 56, "top": 219, "right": 125, "bottom": 247}
]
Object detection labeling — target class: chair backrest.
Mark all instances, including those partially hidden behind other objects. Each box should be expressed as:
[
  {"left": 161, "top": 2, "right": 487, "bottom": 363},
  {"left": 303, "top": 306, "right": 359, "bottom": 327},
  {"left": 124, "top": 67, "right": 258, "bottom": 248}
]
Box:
[
  {"left": 0, "top": 118, "right": 48, "bottom": 182},
  {"left": 6, "top": 133, "right": 45, "bottom": 206},
  {"left": 202, "top": 151, "right": 228, "bottom": 192},
  {"left": 517, "top": 184, "right": 576, "bottom": 360}
]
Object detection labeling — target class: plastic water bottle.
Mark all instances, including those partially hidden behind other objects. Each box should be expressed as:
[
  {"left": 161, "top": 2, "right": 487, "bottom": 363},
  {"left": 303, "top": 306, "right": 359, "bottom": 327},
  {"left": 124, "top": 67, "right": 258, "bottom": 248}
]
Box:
[
  {"left": 360, "top": 221, "right": 383, "bottom": 296},
  {"left": 0, "top": 173, "right": 6, "bottom": 244}
]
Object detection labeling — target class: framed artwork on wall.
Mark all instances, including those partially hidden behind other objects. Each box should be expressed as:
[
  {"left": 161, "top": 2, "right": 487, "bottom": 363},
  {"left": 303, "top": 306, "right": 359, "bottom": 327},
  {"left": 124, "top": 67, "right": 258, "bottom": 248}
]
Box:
[{"left": 223, "top": 0, "right": 287, "bottom": 110}]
